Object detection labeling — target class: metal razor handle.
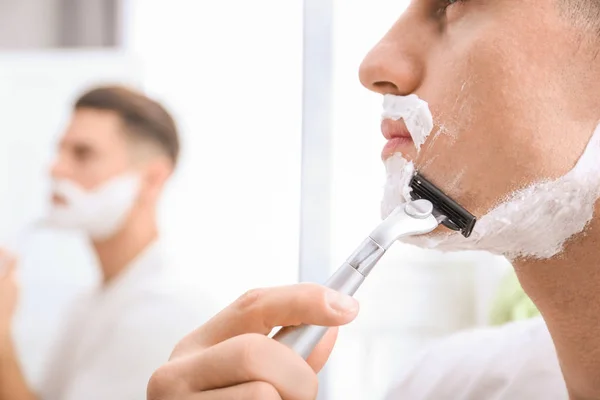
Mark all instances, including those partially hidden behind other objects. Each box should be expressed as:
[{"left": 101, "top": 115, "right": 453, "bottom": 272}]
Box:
[
  {"left": 272, "top": 201, "right": 438, "bottom": 359},
  {"left": 272, "top": 261, "right": 365, "bottom": 359}
]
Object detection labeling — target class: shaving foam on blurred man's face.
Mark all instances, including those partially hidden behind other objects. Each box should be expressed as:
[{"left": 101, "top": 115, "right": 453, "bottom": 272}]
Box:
[
  {"left": 47, "top": 174, "right": 141, "bottom": 240},
  {"left": 48, "top": 108, "right": 142, "bottom": 240}
]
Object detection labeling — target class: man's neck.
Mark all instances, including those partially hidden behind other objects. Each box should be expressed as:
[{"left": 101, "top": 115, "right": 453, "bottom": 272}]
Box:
[
  {"left": 514, "top": 204, "right": 600, "bottom": 399},
  {"left": 92, "top": 211, "right": 159, "bottom": 284}
]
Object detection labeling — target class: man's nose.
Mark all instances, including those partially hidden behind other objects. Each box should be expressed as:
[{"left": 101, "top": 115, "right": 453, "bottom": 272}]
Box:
[
  {"left": 358, "top": 21, "right": 425, "bottom": 96},
  {"left": 50, "top": 156, "right": 69, "bottom": 180}
]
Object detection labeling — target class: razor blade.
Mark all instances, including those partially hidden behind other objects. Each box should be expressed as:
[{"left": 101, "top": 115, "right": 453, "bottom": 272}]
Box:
[{"left": 409, "top": 172, "right": 476, "bottom": 238}]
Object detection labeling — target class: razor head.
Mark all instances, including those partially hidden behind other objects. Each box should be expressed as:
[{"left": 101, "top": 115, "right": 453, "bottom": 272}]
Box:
[{"left": 409, "top": 172, "right": 477, "bottom": 238}]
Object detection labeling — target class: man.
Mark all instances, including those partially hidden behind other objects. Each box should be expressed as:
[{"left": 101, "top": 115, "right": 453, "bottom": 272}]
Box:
[
  {"left": 0, "top": 85, "right": 211, "bottom": 400},
  {"left": 146, "top": 1, "right": 600, "bottom": 399},
  {"left": 158, "top": 1, "right": 600, "bottom": 399},
  {"left": 145, "top": 1, "right": 600, "bottom": 398}
]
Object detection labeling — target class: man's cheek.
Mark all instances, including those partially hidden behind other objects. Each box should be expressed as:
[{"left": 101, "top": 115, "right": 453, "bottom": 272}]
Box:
[{"left": 414, "top": 131, "right": 495, "bottom": 218}]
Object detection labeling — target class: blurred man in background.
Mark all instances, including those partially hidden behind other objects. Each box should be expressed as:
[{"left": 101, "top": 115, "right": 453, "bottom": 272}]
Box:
[{"left": 0, "top": 85, "right": 211, "bottom": 400}]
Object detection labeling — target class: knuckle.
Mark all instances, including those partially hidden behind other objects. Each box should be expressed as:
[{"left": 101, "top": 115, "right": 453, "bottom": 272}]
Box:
[
  {"left": 234, "top": 334, "right": 317, "bottom": 400},
  {"left": 291, "top": 367, "right": 319, "bottom": 400},
  {"left": 237, "top": 333, "right": 268, "bottom": 373},
  {"left": 235, "top": 288, "right": 271, "bottom": 329},
  {"left": 169, "top": 329, "right": 200, "bottom": 359},
  {"left": 247, "top": 381, "right": 280, "bottom": 399},
  {"left": 236, "top": 288, "right": 267, "bottom": 311},
  {"left": 168, "top": 341, "right": 187, "bottom": 360},
  {"left": 147, "top": 364, "right": 186, "bottom": 399},
  {"left": 298, "top": 282, "right": 328, "bottom": 299}
]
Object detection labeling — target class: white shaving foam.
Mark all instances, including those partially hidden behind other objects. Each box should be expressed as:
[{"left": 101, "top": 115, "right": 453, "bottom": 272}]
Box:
[
  {"left": 382, "top": 154, "right": 415, "bottom": 216},
  {"left": 382, "top": 124, "right": 600, "bottom": 260},
  {"left": 382, "top": 94, "right": 434, "bottom": 151}
]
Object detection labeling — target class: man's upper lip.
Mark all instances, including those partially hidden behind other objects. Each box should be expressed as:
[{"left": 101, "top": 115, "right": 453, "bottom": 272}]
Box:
[{"left": 381, "top": 119, "right": 412, "bottom": 141}]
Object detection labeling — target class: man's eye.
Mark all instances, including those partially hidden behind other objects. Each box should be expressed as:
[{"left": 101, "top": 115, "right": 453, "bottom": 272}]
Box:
[
  {"left": 439, "top": 0, "right": 465, "bottom": 13},
  {"left": 73, "top": 146, "right": 93, "bottom": 161},
  {"left": 442, "top": 0, "right": 463, "bottom": 8}
]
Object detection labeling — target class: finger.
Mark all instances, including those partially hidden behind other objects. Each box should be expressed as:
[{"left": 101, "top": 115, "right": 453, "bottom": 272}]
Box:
[
  {"left": 178, "top": 333, "right": 318, "bottom": 399},
  {"left": 196, "top": 381, "right": 282, "bottom": 400},
  {"left": 0, "top": 251, "right": 16, "bottom": 280},
  {"left": 190, "top": 283, "right": 359, "bottom": 349},
  {"left": 306, "top": 327, "right": 338, "bottom": 373}
]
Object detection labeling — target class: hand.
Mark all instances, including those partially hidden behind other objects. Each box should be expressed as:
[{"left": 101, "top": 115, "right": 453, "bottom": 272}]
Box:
[
  {"left": 0, "top": 249, "right": 18, "bottom": 338},
  {"left": 147, "top": 283, "right": 360, "bottom": 400}
]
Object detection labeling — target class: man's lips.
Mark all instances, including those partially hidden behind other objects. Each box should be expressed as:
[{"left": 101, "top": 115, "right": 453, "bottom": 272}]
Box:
[{"left": 381, "top": 119, "right": 415, "bottom": 160}]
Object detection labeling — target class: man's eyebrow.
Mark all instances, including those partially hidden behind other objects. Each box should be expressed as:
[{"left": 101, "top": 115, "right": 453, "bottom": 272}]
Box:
[
  {"left": 58, "top": 138, "right": 95, "bottom": 154},
  {"left": 71, "top": 142, "right": 94, "bottom": 152}
]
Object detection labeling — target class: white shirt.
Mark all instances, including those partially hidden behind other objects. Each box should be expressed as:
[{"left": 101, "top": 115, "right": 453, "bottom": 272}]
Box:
[
  {"left": 39, "top": 241, "right": 212, "bottom": 400},
  {"left": 385, "top": 317, "right": 568, "bottom": 400}
]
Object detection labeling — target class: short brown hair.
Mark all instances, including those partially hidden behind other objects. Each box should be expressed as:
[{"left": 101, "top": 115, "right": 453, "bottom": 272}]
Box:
[{"left": 74, "top": 85, "right": 180, "bottom": 165}]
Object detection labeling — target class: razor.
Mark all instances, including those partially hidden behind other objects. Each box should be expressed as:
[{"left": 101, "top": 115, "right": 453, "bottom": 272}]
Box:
[{"left": 273, "top": 172, "right": 476, "bottom": 359}]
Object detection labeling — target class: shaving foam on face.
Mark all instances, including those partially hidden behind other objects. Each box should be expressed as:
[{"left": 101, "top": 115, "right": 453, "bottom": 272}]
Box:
[
  {"left": 382, "top": 124, "right": 600, "bottom": 260},
  {"left": 46, "top": 173, "right": 141, "bottom": 240},
  {"left": 381, "top": 154, "right": 415, "bottom": 217},
  {"left": 382, "top": 94, "right": 434, "bottom": 151}
]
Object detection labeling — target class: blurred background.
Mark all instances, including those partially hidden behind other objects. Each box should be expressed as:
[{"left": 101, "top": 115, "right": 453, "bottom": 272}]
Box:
[{"left": 0, "top": 0, "right": 516, "bottom": 399}]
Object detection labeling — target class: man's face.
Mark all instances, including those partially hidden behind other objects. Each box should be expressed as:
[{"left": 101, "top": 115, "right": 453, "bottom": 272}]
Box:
[
  {"left": 360, "top": 1, "right": 600, "bottom": 218},
  {"left": 51, "top": 109, "right": 131, "bottom": 200}
]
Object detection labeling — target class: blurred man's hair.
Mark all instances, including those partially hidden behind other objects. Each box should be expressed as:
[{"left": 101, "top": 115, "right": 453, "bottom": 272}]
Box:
[{"left": 74, "top": 85, "right": 180, "bottom": 165}]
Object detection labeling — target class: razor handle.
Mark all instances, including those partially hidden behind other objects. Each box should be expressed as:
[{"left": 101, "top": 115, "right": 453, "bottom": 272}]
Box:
[{"left": 272, "top": 262, "right": 365, "bottom": 359}]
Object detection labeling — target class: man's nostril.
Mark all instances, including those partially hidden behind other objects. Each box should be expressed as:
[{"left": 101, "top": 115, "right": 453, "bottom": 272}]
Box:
[{"left": 373, "top": 81, "right": 401, "bottom": 95}]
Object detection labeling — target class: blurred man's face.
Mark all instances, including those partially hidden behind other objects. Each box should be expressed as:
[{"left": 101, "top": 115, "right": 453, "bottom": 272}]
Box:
[
  {"left": 51, "top": 108, "right": 131, "bottom": 196},
  {"left": 360, "top": 1, "right": 600, "bottom": 219},
  {"left": 48, "top": 108, "right": 145, "bottom": 239}
]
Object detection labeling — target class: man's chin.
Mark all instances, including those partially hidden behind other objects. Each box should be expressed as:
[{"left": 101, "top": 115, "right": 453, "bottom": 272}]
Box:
[
  {"left": 381, "top": 154, "right": 416, "bottom": 219},
  {"left": 396, "top": 228, "right": 446, "bottom": 249}
]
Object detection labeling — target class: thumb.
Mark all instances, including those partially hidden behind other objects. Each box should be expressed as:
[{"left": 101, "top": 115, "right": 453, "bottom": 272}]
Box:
[{"left": 306, "top": 327, "right": 339, "bottom": 373}]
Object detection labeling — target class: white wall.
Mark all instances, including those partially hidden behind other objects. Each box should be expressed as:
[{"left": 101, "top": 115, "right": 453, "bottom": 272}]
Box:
[
  {"left": 122, "top": 0, "right": 304, "bottom": 308},
  {"left": 0, "top": 0, "right": 119, "bottom": 49},
  {"left": 0, "top": 0, "right": 60, "bottom": 48}
]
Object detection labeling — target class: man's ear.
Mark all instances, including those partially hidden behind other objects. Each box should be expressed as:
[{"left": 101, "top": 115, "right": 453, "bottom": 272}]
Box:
[{"left": 139, "top": 156, "right": 173, "bottom": 203}]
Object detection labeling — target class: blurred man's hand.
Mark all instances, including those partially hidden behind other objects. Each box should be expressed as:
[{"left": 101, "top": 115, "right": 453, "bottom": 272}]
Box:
[{"left": 0, "top": 249, "right": 18, "bottom": 340}]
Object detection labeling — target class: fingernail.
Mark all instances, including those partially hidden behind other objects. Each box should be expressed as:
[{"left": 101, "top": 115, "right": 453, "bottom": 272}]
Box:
[{"left": 326, "top": 291, "right": 358, "bottom": 313}]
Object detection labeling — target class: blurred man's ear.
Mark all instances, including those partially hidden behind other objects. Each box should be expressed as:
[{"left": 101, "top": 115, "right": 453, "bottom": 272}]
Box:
[{"left": 139, "top": 156, "right": 173, "bottom": 205}]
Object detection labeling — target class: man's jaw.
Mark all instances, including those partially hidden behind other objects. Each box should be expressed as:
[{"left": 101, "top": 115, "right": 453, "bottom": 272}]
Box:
[{"left": 383, "top": 123, "right": 600, "bottom": 261}]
